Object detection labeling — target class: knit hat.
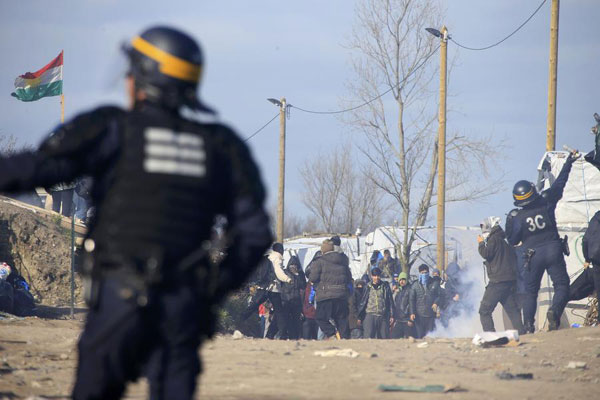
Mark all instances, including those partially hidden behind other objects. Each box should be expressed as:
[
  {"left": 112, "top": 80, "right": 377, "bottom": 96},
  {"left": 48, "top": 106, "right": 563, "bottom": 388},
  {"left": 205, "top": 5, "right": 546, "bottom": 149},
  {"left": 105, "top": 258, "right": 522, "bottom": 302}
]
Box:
[
  {"left": 371, "top": 267, "right": 382, "bottom": 276},
  {"left": 321, "top": 239, "right": 334, "bottom": 254},
  {"left": 430, "top": 267, "right": 440, "bottom": 276},
  {"left": 398, "top": 272, "right": 408, "bottom": 281},
  {"left": 272, "top": 242, "right": 284, "bottom": 255}
]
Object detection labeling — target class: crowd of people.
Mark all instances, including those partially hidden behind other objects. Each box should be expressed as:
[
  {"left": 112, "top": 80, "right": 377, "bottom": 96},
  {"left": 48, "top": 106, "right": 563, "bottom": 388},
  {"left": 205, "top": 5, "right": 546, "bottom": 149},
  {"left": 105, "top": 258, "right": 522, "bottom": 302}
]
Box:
[
  {"left": 238, "top": 236, "right": 476, "bottom": 340},
  {"left": 238, "top": 144, "right": 600, "bottom": 340}
]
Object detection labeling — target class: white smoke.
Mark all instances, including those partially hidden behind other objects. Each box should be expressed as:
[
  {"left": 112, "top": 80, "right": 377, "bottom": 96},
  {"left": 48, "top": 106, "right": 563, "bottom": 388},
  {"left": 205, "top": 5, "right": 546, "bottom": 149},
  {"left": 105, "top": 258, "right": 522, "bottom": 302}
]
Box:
[{"left": 429, "top": 262, "right": 487, "bottom": 338}]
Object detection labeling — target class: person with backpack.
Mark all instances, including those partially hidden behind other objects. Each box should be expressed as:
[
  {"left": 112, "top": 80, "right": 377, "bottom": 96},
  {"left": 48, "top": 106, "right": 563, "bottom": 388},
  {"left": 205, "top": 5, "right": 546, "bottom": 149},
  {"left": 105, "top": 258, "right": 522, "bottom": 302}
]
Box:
[
  {"left": 238, "top": 243, "right": 291, "bottom": 339},
  {"left": 280, "top": 255, "right": 306, "bottom": 340},
  {"left": 582, "top": 210, "right": 600, "bottom": 325}
]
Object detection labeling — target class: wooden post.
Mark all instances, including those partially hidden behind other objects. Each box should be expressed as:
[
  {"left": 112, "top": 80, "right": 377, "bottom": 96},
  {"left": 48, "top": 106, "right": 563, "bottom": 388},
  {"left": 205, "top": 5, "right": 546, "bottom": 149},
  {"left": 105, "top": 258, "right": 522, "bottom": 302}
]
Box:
[
  {"left": 546, "top": 0, "right": 559, "bottom": 151},
  {"left": 437, "top": 27, "right": 448, "bottom": 275},
  {"left": 276, "top": 98, "right": 286, "bottom": 243}
]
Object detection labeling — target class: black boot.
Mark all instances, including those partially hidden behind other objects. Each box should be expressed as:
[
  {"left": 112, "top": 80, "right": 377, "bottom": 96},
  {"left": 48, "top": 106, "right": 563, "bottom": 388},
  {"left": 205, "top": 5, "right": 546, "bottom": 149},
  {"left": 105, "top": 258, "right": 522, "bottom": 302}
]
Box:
[{"left": 547, "top": 310, "right": 559, "bottom": 331}]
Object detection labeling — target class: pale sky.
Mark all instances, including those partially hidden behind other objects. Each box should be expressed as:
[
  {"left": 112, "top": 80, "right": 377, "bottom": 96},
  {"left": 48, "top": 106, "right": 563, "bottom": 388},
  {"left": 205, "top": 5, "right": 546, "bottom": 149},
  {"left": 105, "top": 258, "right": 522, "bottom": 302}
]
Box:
[{"left": 0, "top": 1, "right": 598, "bottom": 229}]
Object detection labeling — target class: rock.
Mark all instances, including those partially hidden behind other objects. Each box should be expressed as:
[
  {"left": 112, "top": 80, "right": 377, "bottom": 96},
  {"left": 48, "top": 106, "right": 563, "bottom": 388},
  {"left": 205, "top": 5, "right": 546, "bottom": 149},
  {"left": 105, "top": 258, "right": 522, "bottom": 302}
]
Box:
[
  {"left": 31, "top": 380, "right": 42, "bottom": 388},
  {"left": 59, "top": 353, "right": 68, "bottom": 360},
  {"left": 287, "top": 369, "right": 295, "bottom": 374},
  {"left": 314, "top": 348, "right": 359, "bottom": 358},
  {"left": 283, "top": 351, "right": 292, "bottom": 356},
  {"left": 417, "top": 342, "right": 429, "bottom": 348},
  {"left": 232, "top": 330, "right": 244, "bottom": 340},
  {"left": 370, "top": 353, "right": 378, "bottom": 358},
  {"left": 408, "top": 337, "right": 416, "bottom": 343},
  {"left": 540, "top": 359, "right": 553, "bottom": 366},
  {"left": 566, "top": 361, "right": 586, "bottom": 369}
]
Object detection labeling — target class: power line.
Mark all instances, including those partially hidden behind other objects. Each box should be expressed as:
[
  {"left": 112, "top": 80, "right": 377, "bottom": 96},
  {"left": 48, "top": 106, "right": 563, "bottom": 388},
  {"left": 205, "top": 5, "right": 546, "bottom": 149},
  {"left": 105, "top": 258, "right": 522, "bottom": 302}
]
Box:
[
  {"left": 290, "top": 44, "right": 441, "bottom": 115},
  {"left": 244, "top": 113, "right": 279, "bottom": 142},
  {"left": 450, "top": 0, "right": 548, "bottom": 51}
]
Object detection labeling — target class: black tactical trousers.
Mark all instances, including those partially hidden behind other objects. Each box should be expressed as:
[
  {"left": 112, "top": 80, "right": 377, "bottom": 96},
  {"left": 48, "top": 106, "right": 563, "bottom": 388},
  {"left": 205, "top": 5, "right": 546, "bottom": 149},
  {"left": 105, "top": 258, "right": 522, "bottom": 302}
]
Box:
[
  {"left": 523, "top": 242, "right": 569, "bottom": 327},
  {"left": 479, "top": 281, "right": 525, "bottom": 334},
  {"left": 73, "top": 277, "right": 204, "bottom": 400},
  {"left": 281, "top": 298, "right": 303, "bottom": 340}
]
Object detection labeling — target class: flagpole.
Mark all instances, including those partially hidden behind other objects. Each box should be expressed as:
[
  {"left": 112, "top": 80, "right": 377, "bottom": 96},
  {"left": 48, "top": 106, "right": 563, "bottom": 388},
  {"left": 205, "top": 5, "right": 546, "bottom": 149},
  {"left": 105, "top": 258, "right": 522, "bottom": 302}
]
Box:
[{"left": 60, "top": 94, "right": 65, "bottom": 124}]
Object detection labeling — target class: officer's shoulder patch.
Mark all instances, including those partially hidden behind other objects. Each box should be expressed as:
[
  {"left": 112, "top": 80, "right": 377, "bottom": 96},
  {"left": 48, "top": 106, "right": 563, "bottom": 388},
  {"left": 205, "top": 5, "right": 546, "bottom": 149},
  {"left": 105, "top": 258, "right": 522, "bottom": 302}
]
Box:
[{"left": 509, "top": 209, "right": 520, "bottom": 217}]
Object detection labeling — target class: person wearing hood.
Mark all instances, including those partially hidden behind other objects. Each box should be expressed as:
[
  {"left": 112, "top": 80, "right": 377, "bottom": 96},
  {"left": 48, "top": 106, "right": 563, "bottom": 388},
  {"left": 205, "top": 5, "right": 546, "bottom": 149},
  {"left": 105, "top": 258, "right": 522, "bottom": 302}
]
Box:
[
  {"left": 309, "top": 239, "right": 353, "bottom": 339},
  {"left": 506, "top": 150, "right": 580, "bottom": 331},
  {"left": 379, "top": 249, "right": 400, "bottom": 283},
  {"left": 348, "top": 279, "right": 366, "bottom": 339},
  {"left": 477, "top": 217, "right": 525, "bottom": 334},
  {"left": 391, "top": 272, "right": 413, "bottom": 338},
  {"left": 238, "top": 243, "right": 292, "bottom": 339},
  {"left": 358, "top": 267, "right": 394, "bottom": 339},
  {"left": 280, "top": 256, "right": 306, "bottom": 340},
  {"left": 409, "top": 264, "right": 441, "bottom": 338}
]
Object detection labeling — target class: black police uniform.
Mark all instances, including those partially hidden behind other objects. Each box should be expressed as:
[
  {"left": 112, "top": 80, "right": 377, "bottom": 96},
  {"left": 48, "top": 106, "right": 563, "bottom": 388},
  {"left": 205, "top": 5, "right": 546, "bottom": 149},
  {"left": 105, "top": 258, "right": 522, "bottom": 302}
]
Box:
[
  {"left": 505, "top": 157, "right": 575, "bottom": 331},
  {"left": 0, "top": 103, "right": 271, "bottom": 398}
]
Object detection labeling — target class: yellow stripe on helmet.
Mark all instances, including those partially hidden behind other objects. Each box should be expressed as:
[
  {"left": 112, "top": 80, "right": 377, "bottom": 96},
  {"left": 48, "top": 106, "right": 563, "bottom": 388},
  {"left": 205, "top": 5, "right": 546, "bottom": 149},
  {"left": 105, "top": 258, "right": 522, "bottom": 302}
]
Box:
[
  {"left": 514, "top": 189, "right": 534, "bottom": 201},
  {"left": 131, "top": 36, "right": 201, "bottom": 83}
]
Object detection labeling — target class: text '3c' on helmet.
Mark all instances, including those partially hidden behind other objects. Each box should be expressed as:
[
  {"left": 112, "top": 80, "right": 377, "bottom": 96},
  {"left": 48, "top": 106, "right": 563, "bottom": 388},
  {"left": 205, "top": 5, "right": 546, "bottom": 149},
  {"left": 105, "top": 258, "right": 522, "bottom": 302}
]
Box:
[
  {"left": 512, "top": 180, "right": 539, "bottom": 207},
  {"left": 122, "top": 26, "right": 215, "bottom": 114}
]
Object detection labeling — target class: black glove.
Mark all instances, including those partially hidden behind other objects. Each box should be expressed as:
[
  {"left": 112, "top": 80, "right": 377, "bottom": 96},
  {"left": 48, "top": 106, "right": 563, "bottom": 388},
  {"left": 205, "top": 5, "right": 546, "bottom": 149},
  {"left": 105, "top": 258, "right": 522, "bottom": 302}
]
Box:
[{"left": 567, "top": 151, "right": 581, "bottom": 163}]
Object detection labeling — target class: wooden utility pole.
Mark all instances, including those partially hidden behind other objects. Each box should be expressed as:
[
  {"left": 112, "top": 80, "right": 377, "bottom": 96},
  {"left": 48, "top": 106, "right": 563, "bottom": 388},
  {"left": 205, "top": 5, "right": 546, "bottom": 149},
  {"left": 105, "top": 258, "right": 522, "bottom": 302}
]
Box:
[
  {"left": 437, "top": 27, "right": 448, "bottom": 275},
  {"left": 546, "top": 0, "right": 559, "bottom": 151},
  {"left": 276, "top": 98, "right": 287, "bottom": 243}
]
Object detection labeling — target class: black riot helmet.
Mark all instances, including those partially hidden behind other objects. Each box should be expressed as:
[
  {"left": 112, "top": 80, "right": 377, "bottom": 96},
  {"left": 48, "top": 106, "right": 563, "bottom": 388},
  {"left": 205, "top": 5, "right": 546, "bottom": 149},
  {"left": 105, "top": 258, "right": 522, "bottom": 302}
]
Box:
[
  {"left": 512, "top": 180, "right": 539, "bottom": 207},
  {"left": 123, "top": 26, "right": 214, "bottom": 113}
]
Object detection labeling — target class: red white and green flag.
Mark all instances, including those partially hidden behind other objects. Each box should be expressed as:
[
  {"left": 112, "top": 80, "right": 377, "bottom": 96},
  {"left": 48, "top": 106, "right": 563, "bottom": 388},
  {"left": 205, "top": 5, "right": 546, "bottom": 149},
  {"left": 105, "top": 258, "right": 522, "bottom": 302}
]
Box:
[{"left": 11, "top": 51, "right": 63, "bottom": 102}]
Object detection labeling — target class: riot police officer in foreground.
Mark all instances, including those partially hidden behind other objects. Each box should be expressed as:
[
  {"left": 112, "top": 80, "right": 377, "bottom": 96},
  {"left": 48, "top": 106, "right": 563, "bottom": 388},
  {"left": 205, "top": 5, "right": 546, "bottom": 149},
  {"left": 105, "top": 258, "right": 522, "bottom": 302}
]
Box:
[
  {"left": 0, "top": 26, "right": 272, "bottom": 399},
  {"left": 505, "top": 150, "right": 579, "bottom": 333}
]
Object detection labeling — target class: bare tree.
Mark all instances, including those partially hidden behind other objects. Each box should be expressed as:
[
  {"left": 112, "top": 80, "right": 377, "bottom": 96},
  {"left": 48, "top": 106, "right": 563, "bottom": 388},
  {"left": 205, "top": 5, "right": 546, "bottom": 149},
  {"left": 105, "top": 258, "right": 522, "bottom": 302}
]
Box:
[
  {"left": 299, "top": 143, "right": 389, "bottom": 234},
  {"left": 343, "top": 0, "right": 504, "bottom": 272}
]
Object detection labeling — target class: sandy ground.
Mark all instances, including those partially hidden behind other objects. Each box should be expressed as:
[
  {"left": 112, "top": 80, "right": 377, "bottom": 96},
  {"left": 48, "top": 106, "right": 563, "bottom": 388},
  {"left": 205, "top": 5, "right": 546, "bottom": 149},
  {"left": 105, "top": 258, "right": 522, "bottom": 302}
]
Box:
[{"left": 1, "top": 312, "right": 599, "bottom": 400}]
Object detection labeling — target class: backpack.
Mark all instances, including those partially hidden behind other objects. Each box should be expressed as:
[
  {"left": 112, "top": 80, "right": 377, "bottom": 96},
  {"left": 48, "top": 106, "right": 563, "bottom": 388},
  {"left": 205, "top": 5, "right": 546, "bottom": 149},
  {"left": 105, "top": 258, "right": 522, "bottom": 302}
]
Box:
[
  {"left": 584, "top": 211, "right": 600, "bottom": 264},
  {"left": 0, "top": 280, "right": 14, "bottom": 313},
  {"left": 12, "top": 277, "right": 35, "bottom": 316}
]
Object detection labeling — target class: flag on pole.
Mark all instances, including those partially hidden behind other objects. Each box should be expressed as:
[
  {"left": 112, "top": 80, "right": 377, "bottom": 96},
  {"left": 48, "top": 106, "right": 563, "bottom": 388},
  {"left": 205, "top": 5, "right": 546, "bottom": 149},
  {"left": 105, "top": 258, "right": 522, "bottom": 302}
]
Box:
[{"left": 11, "top": 51, "right": 63, "bottom": 102}]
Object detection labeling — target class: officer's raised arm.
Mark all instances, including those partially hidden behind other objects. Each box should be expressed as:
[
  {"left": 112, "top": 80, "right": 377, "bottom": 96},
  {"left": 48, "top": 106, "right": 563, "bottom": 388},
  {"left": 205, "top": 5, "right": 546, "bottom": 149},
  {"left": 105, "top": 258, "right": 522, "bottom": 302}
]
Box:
[{"left": 543, "top": 151, "right": 579, "bottom": 205}]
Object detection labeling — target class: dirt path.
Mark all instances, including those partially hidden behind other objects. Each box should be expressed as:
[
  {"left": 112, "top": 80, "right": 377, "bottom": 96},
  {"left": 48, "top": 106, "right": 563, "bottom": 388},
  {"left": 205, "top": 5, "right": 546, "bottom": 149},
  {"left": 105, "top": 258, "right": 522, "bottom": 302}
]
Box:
[{"left": 1, "top": 314, "right": 599, "bottom": 399}]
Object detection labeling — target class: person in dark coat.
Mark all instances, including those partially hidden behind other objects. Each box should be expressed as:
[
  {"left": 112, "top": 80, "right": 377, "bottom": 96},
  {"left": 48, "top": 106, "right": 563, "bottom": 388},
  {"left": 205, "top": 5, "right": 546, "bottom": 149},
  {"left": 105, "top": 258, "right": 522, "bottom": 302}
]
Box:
[
  {"left": 0, "top": 26, "right": 272, "bottom": 400},
  {"left": 582, "top": 210, "right": 600, "bottom": 324},
  {"left": 379, "top": 249, "right": 400, "bottom": 283},
  {"left": 391, "top": 272, "right": 413, "bottom": 338},
  {"left": 477, "top": 217, "right": 525, "bottom": 334},
  {"left": 348, "top": 279, "right": 365, "bottom": 339},
  {"left": 358, "top": 267, "right": 394, "bottom": 339},
  {"left": 280, "top": 256, "right": 306, "bottom": 340},
  {"left": 409, "top": 264, "right": 440, "bottom": 338},
  {"left": 308, "top": 240, "right": 353, "bottom": 339},
  {"left": 506, "top": 150, "right": 579, "bottom": 331}
]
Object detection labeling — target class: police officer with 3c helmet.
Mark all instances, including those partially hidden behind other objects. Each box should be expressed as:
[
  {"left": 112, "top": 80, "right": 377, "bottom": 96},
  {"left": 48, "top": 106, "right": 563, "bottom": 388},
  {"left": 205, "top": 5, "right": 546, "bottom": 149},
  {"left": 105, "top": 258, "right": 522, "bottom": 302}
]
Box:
[
  {"left": 505, "top": 150, "right": 579, "bottom": 333},
  {"left": 0, "top": 26, "right": 272, "bottom": 399}
]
